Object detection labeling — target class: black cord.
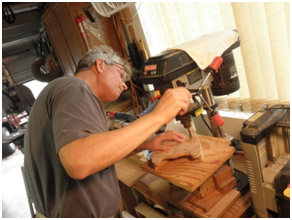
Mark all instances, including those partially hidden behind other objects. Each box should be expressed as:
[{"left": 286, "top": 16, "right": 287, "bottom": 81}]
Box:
[
  {"left": 2, "top": 3, "right": 16, "bottom": 24},
  {"left": 200, "top": 114, "right": 214, "bottom": 136}
]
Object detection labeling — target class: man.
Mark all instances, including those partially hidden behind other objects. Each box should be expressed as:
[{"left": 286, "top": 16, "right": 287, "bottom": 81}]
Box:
[{"left": 24, "top": 45, "right": 191, "bottom": 217}]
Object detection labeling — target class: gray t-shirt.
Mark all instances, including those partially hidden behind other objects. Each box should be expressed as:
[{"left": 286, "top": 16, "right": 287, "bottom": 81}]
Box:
[{"left": 24, "top": 77, "right": 121, "bottom": 217}]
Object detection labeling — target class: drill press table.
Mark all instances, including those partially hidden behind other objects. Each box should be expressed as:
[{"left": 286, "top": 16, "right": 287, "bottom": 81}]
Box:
[
  {"left": 141, "top": 134, "right": 235, "bottom": 192},
  {"left": 115, "top": 131, "right": 252, "bottom": 217}
]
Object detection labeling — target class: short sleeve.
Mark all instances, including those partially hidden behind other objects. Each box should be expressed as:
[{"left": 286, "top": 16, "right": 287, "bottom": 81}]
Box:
[{"left": 50, "top": 86, "right": 107, "bottom": 152}]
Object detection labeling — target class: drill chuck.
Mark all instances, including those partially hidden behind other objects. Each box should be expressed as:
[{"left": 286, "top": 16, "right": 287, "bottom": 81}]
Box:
[
  {"left": 176, "top": 114, "right": 193, "bottom": 138},
  {"left": 179, "top": 115, "right": 192, "bottom": 129}
]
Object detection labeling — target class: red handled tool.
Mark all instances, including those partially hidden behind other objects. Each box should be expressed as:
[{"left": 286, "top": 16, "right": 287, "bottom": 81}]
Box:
[
  {"left": 192, "top": 56, "right": 224, "bottom": 127},
  {"left": 107, "top": 111, "right": 137, "bottom": 123}
]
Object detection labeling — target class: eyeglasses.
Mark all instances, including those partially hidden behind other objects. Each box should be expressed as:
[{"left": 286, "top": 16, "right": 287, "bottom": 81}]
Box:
[{"left": 112, "top": 63, "right": 126, "bottom": 81}]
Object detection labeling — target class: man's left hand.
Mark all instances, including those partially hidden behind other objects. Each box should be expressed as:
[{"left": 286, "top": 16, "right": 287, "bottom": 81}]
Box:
[{"left": 138, "top": 130, "right": 185, "bottom": 152}]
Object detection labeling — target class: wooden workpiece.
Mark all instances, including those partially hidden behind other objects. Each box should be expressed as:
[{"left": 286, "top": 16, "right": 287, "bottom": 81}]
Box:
[
  {"left": 151, "top": 134, "right": 203, "bottom": 167},
  {"left": 142, "top": 134, "right": 235, "bottom": 192}
]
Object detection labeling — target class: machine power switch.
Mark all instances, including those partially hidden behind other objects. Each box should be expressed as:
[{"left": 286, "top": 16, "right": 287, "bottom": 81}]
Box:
[{"left": 283, "top": 184, "right": 290, "bottom": 198}]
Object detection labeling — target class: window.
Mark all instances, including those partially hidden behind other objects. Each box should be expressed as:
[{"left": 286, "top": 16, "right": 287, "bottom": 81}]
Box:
[{"left": 137, "top": 2, "right": 290, "bottom": 112}]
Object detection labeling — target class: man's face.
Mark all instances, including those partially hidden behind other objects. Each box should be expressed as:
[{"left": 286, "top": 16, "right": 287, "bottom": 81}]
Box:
[{"left": 99, "top": 63, "right": 128, "bottom": 102}]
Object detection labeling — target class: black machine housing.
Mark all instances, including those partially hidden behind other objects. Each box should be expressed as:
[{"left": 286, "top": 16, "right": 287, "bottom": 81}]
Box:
[
  {"left": 240, "top": 104, "right": 289, "bottom": 145},
  {"left": 139, "top": 40, "right": 240, "bottom": 96}
]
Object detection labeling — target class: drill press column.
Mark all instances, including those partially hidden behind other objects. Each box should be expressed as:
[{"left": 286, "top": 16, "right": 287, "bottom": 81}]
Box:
[{"left": 201, "top": 85, "right": 225, "bottom": 137}]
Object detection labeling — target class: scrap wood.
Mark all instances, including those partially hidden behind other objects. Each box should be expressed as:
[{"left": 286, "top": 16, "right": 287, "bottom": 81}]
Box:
[
  {"left": 205, "top": 189, "right": 240, "bottom": 218},
  {"left": 213, "top": 164, "right": 237, "bottom": 194},
  {"left": 188, "top": 189, "right": 223, "bottom": 212},
  {"left": 221, "top": 191, "right": 252, "bottom": 218},
  {"left": 193, "top": 176, "right": 215, "bottom": 199},
  {"left": 181, "top": 189, "right": 240, "bottom": 218},
  {"left": 216, "top": 176, "right": 237, "bottom": 194}
]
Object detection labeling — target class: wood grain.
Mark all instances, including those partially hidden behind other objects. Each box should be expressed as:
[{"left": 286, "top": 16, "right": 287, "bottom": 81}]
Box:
[
  {"left": 205, "top": 189, "right": 240, "bottom": 218},
  {"left": 216, "top": 176, "right": 237, "bottom": 194},
  {"left": 181, "top": 189, "right": 240, "bottom": 218},
  {"left": 221, "top": 191, "right": 252, "bottom": 218},
  {"left": 151, "top": 134, "right": 202, "bottom": 167},
  {"left": 193, "top": 176, "right": 215, "bottom": 199},
  {"left": 142, "top": 135, "right": 234, "bottom": 192},
  {"left": 188, "top": 189, "right": 223, "bottom": 212},
  {"left": 115, "top": 154, "right": 146, "bottom": 187}
]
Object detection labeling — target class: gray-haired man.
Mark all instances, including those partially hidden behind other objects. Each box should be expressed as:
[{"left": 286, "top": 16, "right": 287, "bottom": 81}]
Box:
[{"left": 24, "top": 45, "right": 191, "bottom": 217}]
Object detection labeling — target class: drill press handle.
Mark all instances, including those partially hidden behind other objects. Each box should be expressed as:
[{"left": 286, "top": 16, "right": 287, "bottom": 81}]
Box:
[
  {"left": 199, "top": 56, "right": 223, "bottom": 91},
  {"left": 209, "top": 56, "right": 223, "bottom": 73}
]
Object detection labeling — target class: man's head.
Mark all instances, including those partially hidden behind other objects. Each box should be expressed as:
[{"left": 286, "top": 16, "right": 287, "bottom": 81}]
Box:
[
  {"left": 75, "top": 45, "right": 131, "bottom": 81},
  {"left": 75, "top": 45, "right": 132, "bottom": 103}
]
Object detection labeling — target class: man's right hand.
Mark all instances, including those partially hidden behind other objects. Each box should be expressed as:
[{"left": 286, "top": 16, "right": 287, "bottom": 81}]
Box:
[{"left": 150, "top": 87, "right": 191, "bottom": 125}]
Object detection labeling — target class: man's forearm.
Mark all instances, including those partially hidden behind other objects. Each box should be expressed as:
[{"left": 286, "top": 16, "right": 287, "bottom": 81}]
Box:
[{"left": 59, "top": 111, "right": 163, "bottom": 179}]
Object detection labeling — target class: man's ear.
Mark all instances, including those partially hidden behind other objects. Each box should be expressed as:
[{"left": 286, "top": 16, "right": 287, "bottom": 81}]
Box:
[{"left": 95, "top": 58, "right": 105, "bottom": 75}]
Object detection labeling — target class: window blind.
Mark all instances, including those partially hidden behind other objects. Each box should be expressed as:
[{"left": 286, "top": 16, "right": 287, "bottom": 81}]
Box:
[{"left": 137, "top": 2, "right": 290, "bottom": 112}]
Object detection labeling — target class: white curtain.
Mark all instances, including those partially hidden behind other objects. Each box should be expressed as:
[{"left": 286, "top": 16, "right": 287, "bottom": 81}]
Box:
[{"left": 137, "top": 2, "right": 290, "bottom": 112}]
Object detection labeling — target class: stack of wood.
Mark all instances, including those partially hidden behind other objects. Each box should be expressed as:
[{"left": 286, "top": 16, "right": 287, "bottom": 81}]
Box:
[
  {"left": 183, "top": 164, "right": 239, "bottom": 217},
  {"left": 139, "top": 134, "right": 252, "bottom": 217}
]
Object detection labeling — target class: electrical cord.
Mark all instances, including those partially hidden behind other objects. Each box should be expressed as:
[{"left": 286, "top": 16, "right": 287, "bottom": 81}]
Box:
[{"left": 200, "top": 114, "right": 214, "bottom": 136}]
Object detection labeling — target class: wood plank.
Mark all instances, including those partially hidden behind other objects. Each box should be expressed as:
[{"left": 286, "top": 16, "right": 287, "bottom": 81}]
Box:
[
  {"left": 115, "top": 154, "right": 146, "bottom": 187},
  {"left": 133, "top": 172, "right": 245, "bottom": 218},
  {"left": 142, "top": 135, "right": 234, "bottom": 192},
  {"left": 216, "top": 176, "right": 237, "bottom": 194},
  {"left": 205, "top": 189, "right": 241, "bottom": 218},
  {"left": 213, "top": 164, "right": 234, "bottom": 185},
  {"left": 135, "top": 202, "right": 166, "bottom": 218},
  {"left": 193, "top": 176, "right": 215, "bottom": 199},
  {"left": 133, "top": 173, "right": 160, "bottom": 199},
  {"left": 231, "top": 154, "right": 247, "bottom": 174},
  {"left": 213, "top": 164, "right": 237, "bottom": 193},
  {"left": 189, "top": 189, "right": 223, "bottom": 212},
  {"left": 221, "top": 191, "right": 252, "bottom": 218},
  {"left": 147, "top": 178, "right": 190, "bottom": 211},
  {"left": 181, "top": 189, "right": 240, "bottom": 218}
]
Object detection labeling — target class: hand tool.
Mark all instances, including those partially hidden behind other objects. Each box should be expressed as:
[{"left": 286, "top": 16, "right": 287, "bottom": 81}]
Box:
[
  {"left": 127, "top": 25, "right": 142, "bottom": 69},
  {"left": 80, "top": 14, "right": 93, "bottom": 49},
  {"left": 128, "top": 25, "right": 144, "bottom": 65},
  {"left": 106, "top": 111, "right": 137, "bottom": 123},
  {"left": 76, "top": 17, "right": 90, "bottom": 50}
]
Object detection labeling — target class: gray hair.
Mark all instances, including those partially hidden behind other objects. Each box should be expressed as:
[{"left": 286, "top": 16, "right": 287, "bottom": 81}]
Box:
[{"left": 75, "top": 45, "right": 131, "bottom": 81}]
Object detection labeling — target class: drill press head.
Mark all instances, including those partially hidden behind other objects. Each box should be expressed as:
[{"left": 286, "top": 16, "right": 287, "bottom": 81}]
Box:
[{"left": 139, "top": 31, "right": 240, "bottom": 137}]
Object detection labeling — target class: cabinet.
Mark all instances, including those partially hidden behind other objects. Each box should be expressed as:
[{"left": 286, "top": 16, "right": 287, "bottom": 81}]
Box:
[{"left": 42, "top": 2, "right": 123, "bottom": 76}]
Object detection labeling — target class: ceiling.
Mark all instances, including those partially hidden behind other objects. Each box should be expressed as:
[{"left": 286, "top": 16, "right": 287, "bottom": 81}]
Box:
[{"left": 2, "top": 2, "right": 49, "bottom": 84}]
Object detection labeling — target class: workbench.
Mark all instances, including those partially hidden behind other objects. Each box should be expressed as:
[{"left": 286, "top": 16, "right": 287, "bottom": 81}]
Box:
[{"left": 115, "top": 138, "right": 253, "bottom": 218}]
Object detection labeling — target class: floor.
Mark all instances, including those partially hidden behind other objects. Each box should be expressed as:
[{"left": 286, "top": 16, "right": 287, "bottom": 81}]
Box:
[{"left": 2, "top": 148, "right": 31, "bottom": 218}]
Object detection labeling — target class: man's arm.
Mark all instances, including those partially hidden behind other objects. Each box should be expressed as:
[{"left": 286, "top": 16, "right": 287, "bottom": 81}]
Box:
[{"left": 59, "top": 87, "right": 191, "bottom": 180}]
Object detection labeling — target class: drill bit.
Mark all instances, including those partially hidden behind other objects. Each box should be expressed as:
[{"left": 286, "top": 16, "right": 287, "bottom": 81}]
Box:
[{"left": 187, "top": 128, "right": 192, "bottom": 139}]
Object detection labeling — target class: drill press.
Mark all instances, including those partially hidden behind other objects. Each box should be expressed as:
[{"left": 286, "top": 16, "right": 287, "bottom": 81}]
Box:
[{"left": 140, "top": 33, "right": 240, "bottom": 138}]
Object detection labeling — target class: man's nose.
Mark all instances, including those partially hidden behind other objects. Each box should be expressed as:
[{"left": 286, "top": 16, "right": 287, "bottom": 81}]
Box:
[{"left": 122, "top": 82, "right": 128, "bottom": 90}]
